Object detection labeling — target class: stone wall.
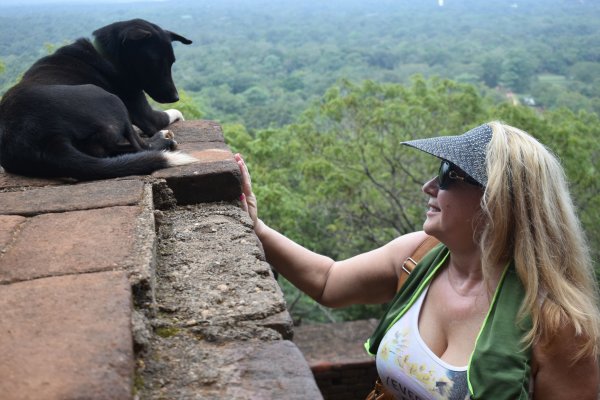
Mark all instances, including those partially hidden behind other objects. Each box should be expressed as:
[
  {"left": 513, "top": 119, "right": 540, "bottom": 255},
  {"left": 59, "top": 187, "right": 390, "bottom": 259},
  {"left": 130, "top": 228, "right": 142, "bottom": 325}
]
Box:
[
  {"left": 294, "top": 320, "right": 379, "bottom": 400},
  {"left": 0, "top": 120, "right": 322, "bottom": 400}
]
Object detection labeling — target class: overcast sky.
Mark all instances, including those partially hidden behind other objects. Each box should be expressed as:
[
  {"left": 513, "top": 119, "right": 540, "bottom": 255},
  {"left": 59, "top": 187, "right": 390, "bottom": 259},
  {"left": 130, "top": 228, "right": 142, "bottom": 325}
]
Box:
[{"left": 1, "top": 0, "right": 165, "bottom": 4}]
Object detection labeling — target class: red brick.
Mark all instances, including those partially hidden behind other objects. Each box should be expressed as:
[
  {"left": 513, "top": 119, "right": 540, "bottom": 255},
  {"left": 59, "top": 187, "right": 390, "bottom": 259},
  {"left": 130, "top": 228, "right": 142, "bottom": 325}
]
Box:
[
  {"left": 169, "top": 119, "right": 225, "bottom": 143},
  {"left": 294, "top": 320, "right": 379, "bottom": 366},
  {"left": 152, "top": 119, "right": 237, "bottom": 204},
  {"left": 0, "top": 206, "right": 141, "bottom": 283},
  {"left": 0, "top": 215, "right": 26, "bottom": 251},
  {"left": 178, "top": 141, "right": 232, "bottom": 162},
  {"left": 0, "top": 179, "right": 144, "bottom": 216},
  {"left": 0, "top": 169, "right": 69, "bottom": 191},
  {"left": 0, "top": 271, "right": 134, "bottom": 400},
  {"left": 153, "top": 159, "right": 241, "bottom": 204},
  {"left": 226, "top": 340, "right": 325, "bottom": 399}
]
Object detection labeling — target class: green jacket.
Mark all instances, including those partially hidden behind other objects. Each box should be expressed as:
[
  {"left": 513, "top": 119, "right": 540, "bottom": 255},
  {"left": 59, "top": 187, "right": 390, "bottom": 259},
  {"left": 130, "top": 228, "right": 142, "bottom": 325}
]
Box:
[{"left": 365, "top": 244, "right": 532, "bottom": 399}]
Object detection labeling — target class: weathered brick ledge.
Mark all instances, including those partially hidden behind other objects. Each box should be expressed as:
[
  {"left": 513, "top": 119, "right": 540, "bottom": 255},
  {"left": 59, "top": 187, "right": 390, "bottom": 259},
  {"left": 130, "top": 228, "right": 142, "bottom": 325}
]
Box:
[
  {"left": 294, "top": 319, "right": 378, "bottom": 400},
  {"left": 0, "top": 120, "right": 322, "bottom": 400}
]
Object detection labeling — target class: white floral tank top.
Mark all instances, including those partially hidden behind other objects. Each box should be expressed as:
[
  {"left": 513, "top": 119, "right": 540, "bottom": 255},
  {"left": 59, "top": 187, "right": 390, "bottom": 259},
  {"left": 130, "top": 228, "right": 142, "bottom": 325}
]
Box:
[{"left": 376, "top": 286, "right": 470, "bottom": 400}]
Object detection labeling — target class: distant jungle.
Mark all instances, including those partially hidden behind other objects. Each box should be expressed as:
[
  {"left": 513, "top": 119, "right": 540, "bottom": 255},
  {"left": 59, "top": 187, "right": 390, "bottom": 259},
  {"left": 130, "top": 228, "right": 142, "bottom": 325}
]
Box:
[{"left": 1, "top": 0, "right": 598, "bottom": 322}]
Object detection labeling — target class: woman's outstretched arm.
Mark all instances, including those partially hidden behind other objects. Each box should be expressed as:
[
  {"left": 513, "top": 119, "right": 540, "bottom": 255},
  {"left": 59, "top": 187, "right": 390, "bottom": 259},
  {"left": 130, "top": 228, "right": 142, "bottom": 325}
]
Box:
[{"left": 235, "top": 153, "right": 428, "bottom": 307}]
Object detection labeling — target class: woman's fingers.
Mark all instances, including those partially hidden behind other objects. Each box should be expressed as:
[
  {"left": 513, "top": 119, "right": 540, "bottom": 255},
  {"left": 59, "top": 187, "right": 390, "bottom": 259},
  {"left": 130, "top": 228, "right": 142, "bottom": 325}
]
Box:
[
  {"left": 240, "top": 192, "right": 249, "bottom": 212},
  {"left": 234, "top": 153, "right": 258, "bottom": 224},
  {"left": 235, "top": 153, "right": 252, "bottom": 192}
]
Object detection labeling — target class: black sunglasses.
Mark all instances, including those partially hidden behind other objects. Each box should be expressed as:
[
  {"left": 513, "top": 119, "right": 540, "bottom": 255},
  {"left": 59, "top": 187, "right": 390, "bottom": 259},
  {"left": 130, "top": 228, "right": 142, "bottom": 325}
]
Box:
[{"left": 437, "top": 160, "right": 482, "bottom": 190}]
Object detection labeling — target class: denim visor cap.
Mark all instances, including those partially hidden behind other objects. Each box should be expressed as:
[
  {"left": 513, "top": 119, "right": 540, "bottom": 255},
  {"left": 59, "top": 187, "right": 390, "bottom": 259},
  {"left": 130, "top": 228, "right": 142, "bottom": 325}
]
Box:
[{"left": 401, "top": 123, "right": 493, "bottom": 187}]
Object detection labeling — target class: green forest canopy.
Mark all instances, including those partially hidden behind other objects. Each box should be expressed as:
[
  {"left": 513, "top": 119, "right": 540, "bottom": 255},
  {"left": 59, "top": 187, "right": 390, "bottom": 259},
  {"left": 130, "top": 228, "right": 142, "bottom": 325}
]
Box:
[
  {"left": 0, "top": 0, "right": 598, "bottom": 322},
  {"left": 1, "top": 0, "right": 600, "bottom": 130},
  {"left": 230, "top": 77, "right": 600, "bottom": 322}
]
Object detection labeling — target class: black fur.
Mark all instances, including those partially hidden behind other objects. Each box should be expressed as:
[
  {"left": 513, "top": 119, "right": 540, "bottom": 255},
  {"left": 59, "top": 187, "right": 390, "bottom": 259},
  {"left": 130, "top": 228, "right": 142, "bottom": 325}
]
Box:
[{"left": 0, "top": 19, "right": 195, "bottom": 180}]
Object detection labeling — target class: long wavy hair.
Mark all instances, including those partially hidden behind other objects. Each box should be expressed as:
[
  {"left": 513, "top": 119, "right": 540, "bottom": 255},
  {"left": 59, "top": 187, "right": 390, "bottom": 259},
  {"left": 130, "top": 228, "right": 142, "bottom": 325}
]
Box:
[{"left": 480, "top": 121, "right": 600, "bottom": 360}]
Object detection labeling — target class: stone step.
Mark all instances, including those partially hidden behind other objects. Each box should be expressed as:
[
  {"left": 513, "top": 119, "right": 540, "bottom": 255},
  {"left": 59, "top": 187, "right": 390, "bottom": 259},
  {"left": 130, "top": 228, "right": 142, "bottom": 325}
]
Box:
[{"left": 0, "top": 271, "right": 134, "bottom": 400}]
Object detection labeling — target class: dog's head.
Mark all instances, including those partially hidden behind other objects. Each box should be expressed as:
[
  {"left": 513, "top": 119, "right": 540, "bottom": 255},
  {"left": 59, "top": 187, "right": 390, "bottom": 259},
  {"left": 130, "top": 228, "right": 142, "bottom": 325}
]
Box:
[{"left": 93, "top": 19, "right": 192, "bottom": 103}]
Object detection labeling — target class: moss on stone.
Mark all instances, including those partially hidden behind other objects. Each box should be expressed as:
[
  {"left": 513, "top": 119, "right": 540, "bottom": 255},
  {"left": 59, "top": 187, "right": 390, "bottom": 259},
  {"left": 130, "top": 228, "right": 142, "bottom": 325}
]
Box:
[{"left": 155, "top": 326, "right": 180, "bottom": 338}]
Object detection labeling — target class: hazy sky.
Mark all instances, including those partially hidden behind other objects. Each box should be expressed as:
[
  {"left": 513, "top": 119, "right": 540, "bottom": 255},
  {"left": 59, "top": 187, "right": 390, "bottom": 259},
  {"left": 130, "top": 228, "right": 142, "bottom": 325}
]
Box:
[{"left": 1, "top": 0, "right": 165, "bottom": 4}]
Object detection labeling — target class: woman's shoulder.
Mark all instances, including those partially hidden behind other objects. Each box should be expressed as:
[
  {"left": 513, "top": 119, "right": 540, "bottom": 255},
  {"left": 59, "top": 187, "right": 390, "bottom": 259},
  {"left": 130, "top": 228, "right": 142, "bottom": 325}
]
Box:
[
  {"left": 385, "top": 230, "right": 432, "bottom": 251},
  {"left": 382, "top": 231, "right": 437, "bottom": 269}
]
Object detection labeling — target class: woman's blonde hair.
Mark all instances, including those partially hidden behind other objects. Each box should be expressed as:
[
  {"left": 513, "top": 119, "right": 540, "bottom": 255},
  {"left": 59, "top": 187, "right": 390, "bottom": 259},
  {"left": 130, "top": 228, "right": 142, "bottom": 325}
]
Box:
[{"left": 481, "top": 121, "right": 600, "bottom": 360}]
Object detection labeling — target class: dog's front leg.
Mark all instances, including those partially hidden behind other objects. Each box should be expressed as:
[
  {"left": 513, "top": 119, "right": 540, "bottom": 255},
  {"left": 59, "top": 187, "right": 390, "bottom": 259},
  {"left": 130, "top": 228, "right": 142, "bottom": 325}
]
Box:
[{"left": 125, "top": 92, "right": 171, "bottom": 136}]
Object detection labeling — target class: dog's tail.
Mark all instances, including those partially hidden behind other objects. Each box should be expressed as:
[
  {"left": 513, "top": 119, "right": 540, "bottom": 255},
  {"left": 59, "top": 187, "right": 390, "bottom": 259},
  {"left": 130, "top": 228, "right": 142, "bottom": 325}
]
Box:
[{"left": 43, "top": 142, "right": 197, "bottom": 180}]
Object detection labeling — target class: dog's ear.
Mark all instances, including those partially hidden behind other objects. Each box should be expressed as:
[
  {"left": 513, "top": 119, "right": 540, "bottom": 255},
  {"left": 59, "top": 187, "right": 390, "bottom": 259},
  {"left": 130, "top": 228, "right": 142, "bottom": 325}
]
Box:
[
  {"left": 122, "top": 27, "right": 152, "bottom": 43},
  {"left": 168, "top": 31, "right": 192, "bottom": 45}
]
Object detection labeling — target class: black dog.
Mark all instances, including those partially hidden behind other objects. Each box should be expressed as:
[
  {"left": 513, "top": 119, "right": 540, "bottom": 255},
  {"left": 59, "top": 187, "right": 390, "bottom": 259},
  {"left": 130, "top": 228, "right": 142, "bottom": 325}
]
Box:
[{"left": 0, "top": 19, "right": 197, "bottom": 180}]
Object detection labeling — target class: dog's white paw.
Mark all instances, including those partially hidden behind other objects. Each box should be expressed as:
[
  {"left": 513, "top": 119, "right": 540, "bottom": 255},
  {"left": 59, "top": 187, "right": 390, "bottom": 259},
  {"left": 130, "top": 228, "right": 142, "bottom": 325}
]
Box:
[
  {"left": 159, "top": 129, "right": 175, "bottom": 140},
  {"left": 165, "top": 109, "right": 184, "bottom": 124},
  {"left": 163, "top": 151, "right": 197, "bottom": 167}
]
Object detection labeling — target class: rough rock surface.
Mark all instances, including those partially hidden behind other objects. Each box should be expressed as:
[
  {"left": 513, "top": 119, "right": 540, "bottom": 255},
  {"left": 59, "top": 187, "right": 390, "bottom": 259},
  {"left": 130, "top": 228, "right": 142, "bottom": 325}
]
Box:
[{"left": 135, "top": 202, "right": 320, "bottom": 399}]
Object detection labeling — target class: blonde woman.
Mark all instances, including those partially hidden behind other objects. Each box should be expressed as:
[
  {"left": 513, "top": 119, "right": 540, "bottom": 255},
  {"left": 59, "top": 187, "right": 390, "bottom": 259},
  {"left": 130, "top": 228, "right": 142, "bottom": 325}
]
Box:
[{"left": 235, "top": 121, "right": 600, "bottom": 399}]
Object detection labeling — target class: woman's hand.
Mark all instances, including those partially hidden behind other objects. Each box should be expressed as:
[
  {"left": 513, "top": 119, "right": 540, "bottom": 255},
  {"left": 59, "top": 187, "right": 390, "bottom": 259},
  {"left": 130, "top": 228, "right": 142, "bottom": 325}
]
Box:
[{"left": 235, "top": 153, "right": 259, "bottom": 228}]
